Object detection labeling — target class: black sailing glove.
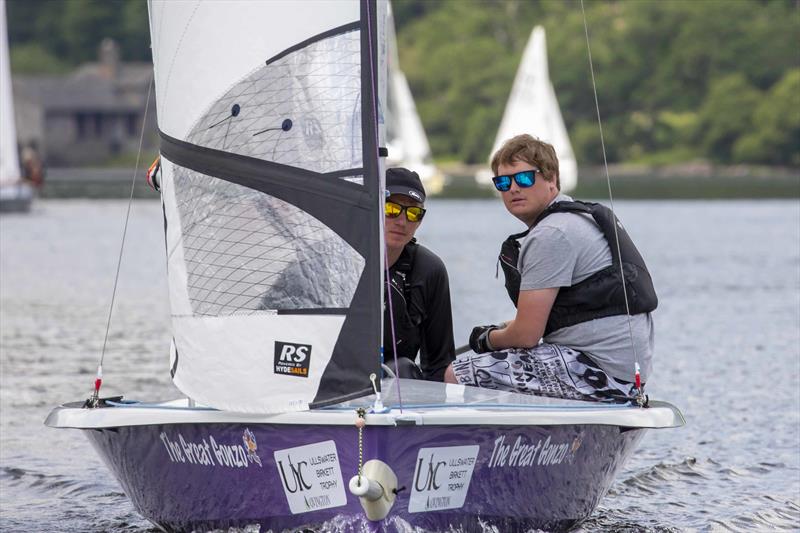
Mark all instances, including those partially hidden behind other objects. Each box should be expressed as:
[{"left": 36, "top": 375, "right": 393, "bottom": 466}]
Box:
[{"left": 469, "top": 325, "right": 499, "bottom": 354}]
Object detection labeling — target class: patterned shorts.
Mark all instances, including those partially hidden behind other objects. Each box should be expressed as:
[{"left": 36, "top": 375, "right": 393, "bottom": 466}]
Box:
[{"left": 451, "top": 343, "right": 636, "bottom": 402}]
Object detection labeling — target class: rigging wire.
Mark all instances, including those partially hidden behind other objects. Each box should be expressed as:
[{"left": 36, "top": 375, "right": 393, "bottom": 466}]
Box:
[
  {"left": 579, "top": 0, "right": 644, "bottom": 403},
  {"left": 88, "top": 75, "right": 154, "bottom": 406},
  {"left": 365, "top": 0, "right": 404, "bottom": 412}
]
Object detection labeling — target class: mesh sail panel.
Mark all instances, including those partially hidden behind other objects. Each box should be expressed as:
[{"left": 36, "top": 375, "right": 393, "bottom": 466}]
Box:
[
  {"left": 168, "top": 26, "right": 368, "bottom": 317},
  {"left": 185, "top": 29, "right": 362, "bottom": 174},
  {"left": 173, "top": 165, "right": 364, "bottom": 316}
]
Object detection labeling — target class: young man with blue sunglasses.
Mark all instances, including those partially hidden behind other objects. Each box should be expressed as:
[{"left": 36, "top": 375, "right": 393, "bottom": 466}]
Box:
[
  {"left": 383, "top": 167, "right": 456, "bottom": 381},
  {"left": 444, "top": 135, "right": 658, "bottom": 402}
]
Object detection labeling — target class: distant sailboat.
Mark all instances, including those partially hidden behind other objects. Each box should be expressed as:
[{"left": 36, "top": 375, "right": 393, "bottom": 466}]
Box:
[
  {"left": 476, "top": 26, "right": 577, "bottom": 192},
  {"left": 385, "top": 4, "right": 444, "bottom": 195},
  {"left": 0, "top": 0, "right": 33, "bottom": 213}
]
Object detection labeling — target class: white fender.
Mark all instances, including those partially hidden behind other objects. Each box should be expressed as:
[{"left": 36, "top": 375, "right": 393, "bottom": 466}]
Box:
[{"left": 347, "top": 459, "right": 398, "bottom": 521}]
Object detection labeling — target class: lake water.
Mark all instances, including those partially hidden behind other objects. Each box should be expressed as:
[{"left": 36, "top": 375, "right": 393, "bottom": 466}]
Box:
[{"left": 1, "top": 198, "right": 798, "bottom": 532}]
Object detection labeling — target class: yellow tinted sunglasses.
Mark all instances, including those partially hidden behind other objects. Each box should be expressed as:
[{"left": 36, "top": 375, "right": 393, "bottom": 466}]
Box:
[{"left": 385, "top": 201, "right": 426, "bottom": 222}]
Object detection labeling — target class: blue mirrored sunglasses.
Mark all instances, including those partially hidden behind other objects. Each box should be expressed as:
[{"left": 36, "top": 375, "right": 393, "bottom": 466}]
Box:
[{"left": 492, "top": 169, "right": 541, "bottom": 192}]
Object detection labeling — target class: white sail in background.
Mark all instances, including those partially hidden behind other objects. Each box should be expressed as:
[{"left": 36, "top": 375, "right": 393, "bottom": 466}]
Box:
[
  {"left": 148, "top": 0, "right": 385, "bottom": 413},
  {"left": 477, "top": 26, "right": 577, "bottom": 192},
  {"left": 385, "top": 4, "right": 444, "bottom": 194},
  {"left": 0, "top": 0, "right": 20, "bottom": 185}
]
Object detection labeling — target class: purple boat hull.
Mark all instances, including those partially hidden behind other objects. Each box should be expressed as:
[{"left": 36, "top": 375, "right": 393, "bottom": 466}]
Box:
[
  {"left": 82, "top": 420, "right": 642, "bottom": 532},
  {"left": 48, "top": 381, "right": 683, "bottom": 531}
]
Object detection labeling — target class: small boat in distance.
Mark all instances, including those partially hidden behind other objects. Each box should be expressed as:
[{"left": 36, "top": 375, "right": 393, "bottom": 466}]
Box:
[
  {"left": 46, "top": 2, "right": 682, "bottom": 531},
  {"left": 476, "top": 26, "right": 578, "bottom": 192},
  {"left": 385, "top": 4, "right": 445, "bottom": 195},
  {"left": 0, "top": 0, "right": 34, "bottom": 213}
]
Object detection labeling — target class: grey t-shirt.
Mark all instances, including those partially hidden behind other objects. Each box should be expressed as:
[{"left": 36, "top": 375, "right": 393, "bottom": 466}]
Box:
[{"left": 518, "top": 194, "right": 654, "bottom": 382}]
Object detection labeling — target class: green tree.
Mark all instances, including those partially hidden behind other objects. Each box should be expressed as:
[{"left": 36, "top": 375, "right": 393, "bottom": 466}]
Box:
[
  {"left": 9, "top": 43, "right": 68, "bottom": 74},
  {"left": 7, "top": 0, "right": 68, "bottom": 64},
  {"left": 118, "top": 0, "right": 151, "bottom": 62},
  {"left": 7, "top": 0, "right": 149, "bottom": 71},
  {"left": 697, "top": 74, "right": 762, "bottom": 162},
  {"left": 734, "top": 69, "right": 800, "bottom": 165},
  {"left": 60, "top": 0, "right": 123, "bottom": 63},
  {"left": 399, "top": 0, "right": 542, "bottom": 163}
]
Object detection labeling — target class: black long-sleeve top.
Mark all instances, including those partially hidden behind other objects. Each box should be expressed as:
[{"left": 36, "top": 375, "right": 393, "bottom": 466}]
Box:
[{"left": 383, "top": 241, "right": 456, "bottom": 381}]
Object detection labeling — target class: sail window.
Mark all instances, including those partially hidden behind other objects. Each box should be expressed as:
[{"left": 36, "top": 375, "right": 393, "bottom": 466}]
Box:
[
  {"left": 172, "top": 165, "right": 364, "bottom": 316},
  {"left": 185, "top": 29, "right": 363, "bottom": 177}
]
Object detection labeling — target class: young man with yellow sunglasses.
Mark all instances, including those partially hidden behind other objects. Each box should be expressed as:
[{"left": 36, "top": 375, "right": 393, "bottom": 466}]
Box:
[{"left": 383, "top": 167, "right": 455, "bottom": 381}]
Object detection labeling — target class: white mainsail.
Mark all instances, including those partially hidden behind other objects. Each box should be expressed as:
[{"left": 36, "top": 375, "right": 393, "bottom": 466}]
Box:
[
  {"left": 0, "top": 0, "right": 20, "bottom": 186},
  {"left": 149, "top": 0, "right": 386, "bottom": 413},
  {"left": 385, "top": 4, "right": 443, "bottom": 194},
  {"left": 477, "top": 26, "right": 577, "bottom": 192}
]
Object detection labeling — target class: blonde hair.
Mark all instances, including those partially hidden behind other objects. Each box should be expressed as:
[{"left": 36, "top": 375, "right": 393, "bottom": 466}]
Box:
[{"left": 490, "top": 134, "right": 560, "bottom": 190}]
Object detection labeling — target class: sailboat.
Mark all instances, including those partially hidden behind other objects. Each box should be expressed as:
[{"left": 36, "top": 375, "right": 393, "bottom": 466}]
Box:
[
  {"left": 46, "top": 2, "right": 682, "bottom": 531},
  {"left": 476, "top": 26, "right": 578, "bottom": 192},
  {"left": 0, "top": 0, "right": 34, "bottom": 213},
  {"left": 385, "top": 4, "right": 445, "bottom": 195}
]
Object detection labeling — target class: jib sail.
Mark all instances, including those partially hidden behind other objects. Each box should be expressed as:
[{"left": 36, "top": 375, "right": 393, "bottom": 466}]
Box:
[{"left": 147, "top": 0, "right": 386, "bottom": 412}]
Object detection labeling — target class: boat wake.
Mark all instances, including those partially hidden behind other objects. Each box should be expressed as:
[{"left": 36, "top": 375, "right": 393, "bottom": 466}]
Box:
[
  {"left": 611, "top": 456, "right": 706, "bottom": 496},
  {"left": 0, "top": 465, "right": 156, "bottom": 532},
  {"left": 576, "top": 513, "right": 682, "bottom": 533},
  {"left": 0, "top": 465, "right": 105, "bottom": 497},
  {"left": 228, "top": 514, "right": 547, "bottom": 533},
  {"left": 707, "top": 499, "right": 800, "bottom": 531},
  {"left": 595, "top": 455, "right": 800, "bottom": 531}
]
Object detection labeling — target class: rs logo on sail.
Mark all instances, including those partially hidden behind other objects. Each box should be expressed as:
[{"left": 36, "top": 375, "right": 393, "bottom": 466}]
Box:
[{"left": 274, "top": 341, "right": 312, "bottom": 378}]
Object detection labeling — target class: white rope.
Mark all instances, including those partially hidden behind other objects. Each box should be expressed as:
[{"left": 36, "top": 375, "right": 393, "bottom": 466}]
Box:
[{"left": 579, "top": 1, "right": 641, "bottom": 383}]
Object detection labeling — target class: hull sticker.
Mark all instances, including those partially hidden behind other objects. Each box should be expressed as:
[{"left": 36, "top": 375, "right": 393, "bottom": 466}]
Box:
[
  {"left": 159, "top": 429, "right": 263, "bottom": 468},
  {"left": 408, "top": 445, "right": 480, "bottom": 513},
  {"left": 487, "top": 433, "right": 583, "bottom": 469},
  {"left": 274, "top": 440, "right": 346, "bottom": 514}
]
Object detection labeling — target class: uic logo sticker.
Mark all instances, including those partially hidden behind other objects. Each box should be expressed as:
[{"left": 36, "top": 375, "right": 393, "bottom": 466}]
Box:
[
  {"left": 274, "top": 341, "right": 311, "bottom": 378},
  {"left": 408, "top": 445, "right": 480, "bottom": 513},
  {"left": 274, "top": 440, "right": 346, "bottom": 514}
]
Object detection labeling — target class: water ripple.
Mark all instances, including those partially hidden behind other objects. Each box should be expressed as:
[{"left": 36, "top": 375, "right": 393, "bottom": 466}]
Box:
[
  {"left": 1, "top": 465, "right": 100, "bottom": 497},
  {"left": 2, "top": 199, "right": 799, "bottom": 532},
  {"left": 708, "top": 498, "right": 800, "bottom": 531}
]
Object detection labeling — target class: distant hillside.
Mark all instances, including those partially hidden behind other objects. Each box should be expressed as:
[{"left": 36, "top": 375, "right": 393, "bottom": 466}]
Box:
[{"left": 9, "top": 0, "right": 799, "bottom": 167}]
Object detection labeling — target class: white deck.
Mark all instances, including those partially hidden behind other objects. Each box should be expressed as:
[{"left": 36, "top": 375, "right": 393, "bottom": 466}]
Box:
[{"left": 45, "top": 378, "right": 684, "bottom": 430}]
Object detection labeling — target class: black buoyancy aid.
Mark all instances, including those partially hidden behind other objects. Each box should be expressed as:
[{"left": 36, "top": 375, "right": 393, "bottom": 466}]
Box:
[
  {"left": 384, "top": 240, "right": 422, "bottom": 361},
  {"left": 499, "top": 200, "right": 658, "bottom": 336}
]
